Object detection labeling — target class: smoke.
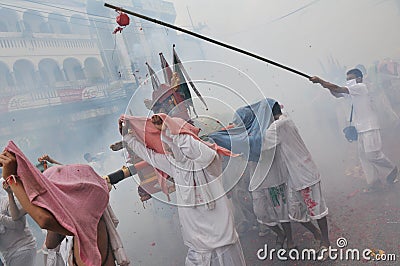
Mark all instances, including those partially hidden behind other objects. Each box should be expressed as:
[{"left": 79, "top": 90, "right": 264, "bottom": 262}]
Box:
[
  {"left": 168, "top": 0, "right": 400, "bottom": 175},
  {"left": 1, "top": 1, "right": 399, "bottom": 265}
]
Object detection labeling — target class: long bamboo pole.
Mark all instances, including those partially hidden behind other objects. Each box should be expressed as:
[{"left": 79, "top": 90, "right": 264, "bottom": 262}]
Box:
[{"left": 104, "top": 3, "right": 311, "bottom": 79}]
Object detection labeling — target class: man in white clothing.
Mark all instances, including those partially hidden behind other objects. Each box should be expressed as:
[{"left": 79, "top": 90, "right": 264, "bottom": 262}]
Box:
[
  {"left": 262, "top": 103, "right": 330, "bottom": 252},
  {"left": 121, "top": 115, "right": 246, "bottom": 266},
  {"left": 249, "top": 147, "right": 294, "bottom": 249},
  {"left": 1, "top": 183, "right": 37, "bottom": 266},
  {"left": 310, "top": 69, "right": 398, "bottom": 192}
]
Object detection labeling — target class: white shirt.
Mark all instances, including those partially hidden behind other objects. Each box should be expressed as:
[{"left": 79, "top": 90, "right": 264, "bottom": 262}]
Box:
[
  {"left": 0, "top": 197, "right": 36, "bottom": 262},
  {"left": 248, "top": 147, "right": 289, "bottom": 191},
  {"left": 262, "top": 115, "right": 321, "bottom": 191},
  {"left": 124, "top": 133, "right": 238, "bottom": 252},
  {"left": 345, "top": 82, "right": 379, "bottom": 132}
]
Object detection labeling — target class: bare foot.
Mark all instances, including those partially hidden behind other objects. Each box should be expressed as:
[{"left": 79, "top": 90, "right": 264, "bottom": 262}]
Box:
[{"left": 317, "top": 244, "right": 330, "bottom": 261}]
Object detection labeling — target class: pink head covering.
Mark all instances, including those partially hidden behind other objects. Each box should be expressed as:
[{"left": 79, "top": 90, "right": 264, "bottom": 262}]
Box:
[
  {"left": 121, "top": 113, "right": 237, "bottom": 158},
  {"left": 5, "top": 141, "right": 109, "bottom": 266},
  {"left": 121, "top": 114, "right": 238, "bottom": 198},
  {"left": 154, "top": 113, "right": 238, "bottom": 157},
  {"left": 121, "top": 114, "right": 174, "bottom": 196}
]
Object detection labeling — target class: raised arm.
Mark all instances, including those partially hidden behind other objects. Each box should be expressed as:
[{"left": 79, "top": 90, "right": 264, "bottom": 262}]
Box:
[
  {"left": 0, "top": 197, "right": 25, "bottom": 229},
  {"left": 1, "top": 151, "right": 73, "bottom": 236},
  {"left": 38, "top": 154, "right": 62, "bottom": 165},
  {"left": 169, "top": 133, "right": 216, "bottom": 167},
  {"left": 0, "top": 212, "right": 24, "bottom": 229},
  {"left": 309, "top": 76, "right": 349, "bottom": 96},
  {"left": 8, "top": 178, "right": 73, "bottom": 236},
  {"left": 123, "top": 134, "right": 174, "bottom": 176},
  {"left": 6, "top": 187, "right": 27, "bottom": 220},
  {"left": 3, "top": 181, "right": 26, "bottom": 220}
]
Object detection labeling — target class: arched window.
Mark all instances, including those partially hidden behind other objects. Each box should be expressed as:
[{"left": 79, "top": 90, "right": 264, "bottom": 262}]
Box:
[
  {"left": 0, "top": 9, "right": 20, "bottom": 32},
  {"left": 23, "top": 10, "right": 46, "bottom": 33},
  {"left": 14, "top": 59, "right": 37, "bottom": 90},
  {"left": 40, "top": 21, "right": 52, "bottom": 33},
  {"left": 63, "top": 58, "right": 85, "bottom": 81},
  {"left": 84, "top": 57, "right": 104, "bottom": 83},
  {"left": 0, "top": 21, "right": 7, "bottom": 32},
  {"left": 39, "top": 58, "right": 64, "bottom": 87},
  {"left": 0, "top": 61, "right": 14, "bottom": 92},
  {"left": 48, "top": 13, "right": 71, "bottom": 34}
]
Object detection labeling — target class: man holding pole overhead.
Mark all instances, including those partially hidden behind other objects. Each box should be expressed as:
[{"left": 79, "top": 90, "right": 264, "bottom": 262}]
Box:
[{"left": 310, "top": 69, "right": 398, "bottom": 193}]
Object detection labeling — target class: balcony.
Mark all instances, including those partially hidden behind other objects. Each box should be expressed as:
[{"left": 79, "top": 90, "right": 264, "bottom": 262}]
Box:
[{"left": 0, "top": 32, "right": 99, "bottom": 57}]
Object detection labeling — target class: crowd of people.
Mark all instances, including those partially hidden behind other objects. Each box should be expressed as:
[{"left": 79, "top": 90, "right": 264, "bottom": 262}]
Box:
[{"left": 0, "top": 66, "right": 398, "bottom": 265}]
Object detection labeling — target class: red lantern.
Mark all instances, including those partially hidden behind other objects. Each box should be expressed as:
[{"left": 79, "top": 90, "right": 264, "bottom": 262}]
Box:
[
  {"left": 116, "top": 12, "right": 130, "bottom": 27},
  {"left": 113, "top": 11, "right": 130, "bottom": 34}
]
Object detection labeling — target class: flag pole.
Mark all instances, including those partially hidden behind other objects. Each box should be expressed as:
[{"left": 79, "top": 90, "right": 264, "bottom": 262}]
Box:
[{"left": 104, "top": 3, "right": 311, "bottom": 79}]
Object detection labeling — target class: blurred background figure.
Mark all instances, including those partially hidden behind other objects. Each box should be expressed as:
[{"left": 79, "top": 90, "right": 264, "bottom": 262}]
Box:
[
  {"left": 1, "top": 180, "right": 37, "bottom": 266},
  {"left": 84, "top": 152, "right": 106, "bottom": 174}
]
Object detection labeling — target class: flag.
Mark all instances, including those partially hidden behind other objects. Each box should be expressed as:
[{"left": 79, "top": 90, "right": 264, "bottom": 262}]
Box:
[
  {"left": 159, "top": 52, "right": 173, "bottom": 85},
  {"left": 146, "top": 62, "right": 160, "bottom": 91},
  {"left": 172, "top": 45, "right": 208, "bottom": 110}
]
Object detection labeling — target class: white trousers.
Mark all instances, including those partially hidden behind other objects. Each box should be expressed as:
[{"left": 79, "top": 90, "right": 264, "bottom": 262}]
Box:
[
  {"left": 44, "top": 247, "right": 65, "bottom": 266},
  {"left": 185, "top": 240, "right": 246, "bottom": 266},
  {"left": 252, "top": 183, "right": 290, "bottom": 226},
  {"left": 358, "top": 130, "right": 396, "bottom": 185}
]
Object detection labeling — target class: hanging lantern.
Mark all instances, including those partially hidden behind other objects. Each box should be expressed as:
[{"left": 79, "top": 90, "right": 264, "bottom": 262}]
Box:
[
  {"left": 113, "top": 10, "right": 130, "bottom": 34},
  {"left": 116, "top": 11, "right": 130, "bottom": 27}
]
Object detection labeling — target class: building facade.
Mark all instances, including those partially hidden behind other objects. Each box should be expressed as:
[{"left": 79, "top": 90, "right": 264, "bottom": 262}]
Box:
[{"left": 0, "top": 0, "right": 203, "bottom": 160}]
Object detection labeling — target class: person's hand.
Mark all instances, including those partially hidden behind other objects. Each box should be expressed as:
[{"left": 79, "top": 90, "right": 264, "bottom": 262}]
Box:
[
  {"left": 110, "top": 141, "right": 124, "bottom": 151},
  {"left": 38, "top": 154, "right": 50, "bottom": 162},
  {"left": 2, "top": 181, "right": 12, "bottom": 194},
  {"left": 309, "top": 76, "right": 323, "bottom": 84},
  {"left": 0, "top": 151, "right": 17, "bottom": 178}
]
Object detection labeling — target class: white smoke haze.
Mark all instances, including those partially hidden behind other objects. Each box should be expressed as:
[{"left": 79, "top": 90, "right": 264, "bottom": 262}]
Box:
[
  {"left": 1, "top": 0, "right": 399, "bottom": 265},
  {"left": 94, "top": 0, "right": 400, "bottom": 264}
]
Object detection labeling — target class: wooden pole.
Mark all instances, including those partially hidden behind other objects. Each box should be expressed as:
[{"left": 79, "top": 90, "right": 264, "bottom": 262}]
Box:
[{"left": 104, "top": 3, "right": 311, "bottom": 79}]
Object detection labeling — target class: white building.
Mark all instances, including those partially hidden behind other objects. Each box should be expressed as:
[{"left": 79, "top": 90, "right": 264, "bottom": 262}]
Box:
[{"left": 0, "top": 0, "right": 203, "bottom": 159}]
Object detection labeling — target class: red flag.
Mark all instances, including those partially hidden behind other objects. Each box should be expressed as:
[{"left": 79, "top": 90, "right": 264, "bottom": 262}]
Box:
[
  {"left": 146, "top": 62, "right": 161, "bottom": 91},
  {"left": 159, "top": 52, "right": 173, "bottom": 85}
]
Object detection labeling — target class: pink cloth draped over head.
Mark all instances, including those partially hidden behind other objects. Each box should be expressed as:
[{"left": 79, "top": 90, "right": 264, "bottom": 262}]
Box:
[
  {"left": 5, "top": 141, "right": 109, "bottom": 266},
  {"left": 121, "top": 113, "right": 238, "bottom": 196},
  {"left": 155, "top": 113, "right": 238, "bottom": 157},
  {"left": 121, "top": 114, "right": 177, "bottom": 196}
]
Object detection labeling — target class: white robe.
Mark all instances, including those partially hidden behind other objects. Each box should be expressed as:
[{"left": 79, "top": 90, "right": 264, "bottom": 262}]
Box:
[
  {"left": 0, "top": 197, "right": 36, "bottom": 266},
  {"left": 124, "top": 133, "right": 238, "bottom": 252},
  {"left": 262, "top": 115, "right": 321, "bottom": 191},
  {"left": 248, "top": 147, "right": 289, "bottom": 191},
  {"left": 338, "top": 82, "right": 396, "bottom": 184}
]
